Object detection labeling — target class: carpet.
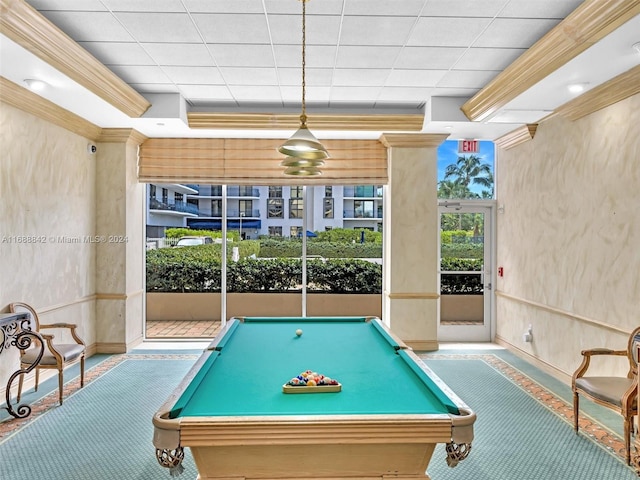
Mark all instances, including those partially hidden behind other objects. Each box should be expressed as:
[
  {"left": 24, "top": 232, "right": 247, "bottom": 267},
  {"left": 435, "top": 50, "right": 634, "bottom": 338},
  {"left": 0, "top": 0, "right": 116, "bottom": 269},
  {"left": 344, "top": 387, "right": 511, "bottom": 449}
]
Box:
[{"left": 0, "top": 352, "right": 636, "bottom": 480}]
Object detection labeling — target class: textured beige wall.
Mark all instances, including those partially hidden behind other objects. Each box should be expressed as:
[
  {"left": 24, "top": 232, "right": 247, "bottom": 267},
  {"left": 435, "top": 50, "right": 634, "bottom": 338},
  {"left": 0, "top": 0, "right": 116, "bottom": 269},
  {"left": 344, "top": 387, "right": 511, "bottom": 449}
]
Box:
[
  {"left": 496, "top": 94, "right": 640, "bottom": 379},
  {"left": 0, "top": 103, "right": 97, "bottom": 386},
  {"left": 384, "top": 145, "right": 439, "bottom": 348}
]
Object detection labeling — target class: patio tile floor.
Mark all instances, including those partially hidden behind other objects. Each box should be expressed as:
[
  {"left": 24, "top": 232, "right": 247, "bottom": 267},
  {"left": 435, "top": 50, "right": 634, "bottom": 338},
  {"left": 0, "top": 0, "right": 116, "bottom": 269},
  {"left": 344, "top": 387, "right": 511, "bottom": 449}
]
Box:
[{"left": 146, "top": 320, "right": 222, "bottom": 339}]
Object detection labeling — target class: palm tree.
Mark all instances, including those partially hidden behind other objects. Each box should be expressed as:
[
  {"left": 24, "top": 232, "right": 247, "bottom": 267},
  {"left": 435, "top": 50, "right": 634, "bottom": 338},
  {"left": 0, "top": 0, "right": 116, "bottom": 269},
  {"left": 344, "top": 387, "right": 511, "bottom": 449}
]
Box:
[
  {"left": 437, "top": 180, "right": 473, "bottom": 199},
  {"left": 444, "top": 155, "right": 493, "bottom": 197}
]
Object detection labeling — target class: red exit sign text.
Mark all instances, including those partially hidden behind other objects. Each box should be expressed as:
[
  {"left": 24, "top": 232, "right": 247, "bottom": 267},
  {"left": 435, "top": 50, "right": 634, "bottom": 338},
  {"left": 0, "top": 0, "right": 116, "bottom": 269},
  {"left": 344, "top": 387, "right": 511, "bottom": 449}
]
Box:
[{"left": 458, "top": 140, "right": 479, "bottom": 153}]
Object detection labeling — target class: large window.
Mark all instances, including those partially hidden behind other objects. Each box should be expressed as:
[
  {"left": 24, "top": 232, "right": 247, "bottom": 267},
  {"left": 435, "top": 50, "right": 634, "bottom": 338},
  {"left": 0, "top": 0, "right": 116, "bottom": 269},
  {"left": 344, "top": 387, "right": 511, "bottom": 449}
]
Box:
[
  {"left": 289, "top": 198, "right": 303, "bottom": 219},
  {"left": 269, "top": 186, "right": 282, "bottom": 198},
  {"left": 268, "top": 226, "right": 282, "bottom": 236},
  {"left": 323, "top": 198, "right": 334, "bottom": 219},
  {"left": 290, "top": 186, "right": 303, "bottom": 198},
  {"left": 268, "top": 198, "right": 284, "bottom": 218},
  {"left": 354, "top": 200, "right": 374, "bottom": 218},
  {"left": 211, "top": 199, "right": 222, "bottom": 217}
]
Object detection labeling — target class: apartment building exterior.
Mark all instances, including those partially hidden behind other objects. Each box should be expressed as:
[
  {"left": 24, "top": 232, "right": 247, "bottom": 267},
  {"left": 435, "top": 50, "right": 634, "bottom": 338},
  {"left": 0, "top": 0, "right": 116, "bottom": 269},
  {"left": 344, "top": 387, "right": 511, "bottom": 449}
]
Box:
[{"left": 146, "top": 184, "right": 383, "bottom": 239}]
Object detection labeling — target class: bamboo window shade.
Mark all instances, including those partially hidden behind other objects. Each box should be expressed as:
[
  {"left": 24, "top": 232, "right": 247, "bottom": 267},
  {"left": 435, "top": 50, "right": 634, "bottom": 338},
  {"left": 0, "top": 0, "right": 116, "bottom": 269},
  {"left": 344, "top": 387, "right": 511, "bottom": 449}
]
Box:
[{"left": 138, "top": 138, "right": 388, "bottom": 186}]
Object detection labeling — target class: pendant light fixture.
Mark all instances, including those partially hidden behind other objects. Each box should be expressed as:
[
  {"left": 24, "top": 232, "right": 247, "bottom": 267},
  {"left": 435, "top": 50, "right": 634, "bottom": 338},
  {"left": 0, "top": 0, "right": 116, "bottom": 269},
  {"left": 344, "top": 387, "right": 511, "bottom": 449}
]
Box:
[{"left": 278, "top": 0, "right": 329, "bottom": 176}]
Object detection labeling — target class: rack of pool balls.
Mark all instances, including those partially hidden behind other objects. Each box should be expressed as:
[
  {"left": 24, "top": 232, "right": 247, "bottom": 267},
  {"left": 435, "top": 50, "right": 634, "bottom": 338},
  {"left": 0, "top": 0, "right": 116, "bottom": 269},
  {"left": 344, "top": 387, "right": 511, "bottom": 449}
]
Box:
[{"left": 282, "top": 370, "right": 341, "bottom": 394}]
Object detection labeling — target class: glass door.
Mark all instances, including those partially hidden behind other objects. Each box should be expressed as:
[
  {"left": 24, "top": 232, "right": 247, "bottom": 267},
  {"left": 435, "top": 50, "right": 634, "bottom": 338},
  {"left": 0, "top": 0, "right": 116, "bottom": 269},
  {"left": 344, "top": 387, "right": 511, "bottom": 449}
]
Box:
[{"left": 438, "top": 203, "right": 493, "bottom": 342}]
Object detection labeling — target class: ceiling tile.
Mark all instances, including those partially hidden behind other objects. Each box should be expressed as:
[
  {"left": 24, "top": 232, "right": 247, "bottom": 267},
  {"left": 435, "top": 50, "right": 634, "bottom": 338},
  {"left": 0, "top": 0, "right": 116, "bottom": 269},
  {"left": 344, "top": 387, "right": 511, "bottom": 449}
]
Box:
[
  {"left": 78, "top": 42, "right": 155, "bottom": 65},
  {"left": 395, "top": 47, "right": 467, "bottom": 70},
  {"left": 453, "top": 47, "right": 526, "bottom": 70},
  {"left": 101, "top": 0, "right": 186, "bottom": 12},
  {"left": 193, "top": 13, "right": 270, "bottom": 44},
  {"left": 273, "top": 45, "right": 337, "bottom": 68},
  {"left": 473, "top": 18, "right": 561, "bottom": 48},
  {"left": 431, "top": 88, "right": 479, "bottom": 97},
  {"left": 278, "top": 68, "right": 333, "bottom": 86},
  {"left": 161, "top": 66, "right": 224, "bottom": 84},
  {"left": 108, "top": 65, "right": 172, "bottom": 84},
  {"left": 332, "top": 69, "right": 390, "bottom": 87},
  {"left": 499, "top": 0, "right": 584, "bottom": 18},
  {"left": 344, "top": 0, "right": 426, "bottom": 16},
  {"left": 336, "top": 46, "right": 401, "bottom": 69},
  {"left": 115, "top": 13, "right": 202, "bottom": 42},
  {"left": 376, "top": 87, "right": 433, "bottom": 103},
  {"left": 281, "top": 86, "right": 331, "bottom": 104},
  {"left": 133, "top": 83, "right": 180, "bottom": 94},
  {"left": 408, "top": 17, "right": 493, "bottom": 47},
  {"left": 228, "top": 85, "right": 282, "bottom": 102},
  {"left": 184, "top": 0, "right": 265, "bottom": 14},
  {"left": 220, "top": 67, "right": 279, "bottom": 85},
  {"left": 142, "top": 43, "right": 213, "bottom": 67},
  {"left": 266, "top": 0, "right": 343, "bottom": 15},
  {"left": 210, "top": 44, "right": 275, "bottom": 68},
  {"left": 26, "top": 0, "right": 107, "bottom": 11},
  {"left": 269, "top": 15, "right": 341, "bottom": 46},
  {"left": 178, "top": 84, "right": 234, "bottom": 100},
  {"left": 330, "top": 86, "right": 382, "bottom": 105},
  {"left": 438, "top": 70, "right": 500, "bottom": 88},
  {"left": 38, "top": 12, "right": 134, "bottom": 42},
  {"left": 339, "top": 16, "right": 417, "bottom": 46},
  {"left": 386, "top": 69, "right": 448, "bottom": 87},
  {"left": 420, "top": 0, "right": 508, "bottom": 17}
]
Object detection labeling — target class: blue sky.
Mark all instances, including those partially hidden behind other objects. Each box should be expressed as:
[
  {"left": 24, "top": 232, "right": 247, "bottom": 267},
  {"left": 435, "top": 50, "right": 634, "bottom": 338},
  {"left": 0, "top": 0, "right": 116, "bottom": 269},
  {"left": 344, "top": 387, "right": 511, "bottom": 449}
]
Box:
[{"left": 437, "top": 140, "right": 495, "bottom": 196}]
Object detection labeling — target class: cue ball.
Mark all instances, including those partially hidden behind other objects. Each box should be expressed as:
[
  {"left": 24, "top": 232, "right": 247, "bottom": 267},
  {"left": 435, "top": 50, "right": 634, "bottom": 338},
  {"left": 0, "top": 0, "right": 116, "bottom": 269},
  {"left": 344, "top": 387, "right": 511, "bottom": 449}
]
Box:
[{"left": 296, "top": 329, "right": 303, "bottom": 336}]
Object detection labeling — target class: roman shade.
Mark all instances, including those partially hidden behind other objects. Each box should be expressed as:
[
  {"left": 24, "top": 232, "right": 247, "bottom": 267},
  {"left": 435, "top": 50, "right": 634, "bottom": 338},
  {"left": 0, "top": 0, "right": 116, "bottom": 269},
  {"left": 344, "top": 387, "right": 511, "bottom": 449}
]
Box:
[{"left": 138, "top": 138, "right": 388, "bottom": 186}]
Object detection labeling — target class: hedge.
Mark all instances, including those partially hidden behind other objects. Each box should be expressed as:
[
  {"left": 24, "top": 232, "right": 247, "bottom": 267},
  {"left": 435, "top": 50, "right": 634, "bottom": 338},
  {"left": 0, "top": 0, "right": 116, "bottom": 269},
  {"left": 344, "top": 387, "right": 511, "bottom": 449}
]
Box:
[{"left": 146, "top": 256, "right": 382, "bottom": 293}]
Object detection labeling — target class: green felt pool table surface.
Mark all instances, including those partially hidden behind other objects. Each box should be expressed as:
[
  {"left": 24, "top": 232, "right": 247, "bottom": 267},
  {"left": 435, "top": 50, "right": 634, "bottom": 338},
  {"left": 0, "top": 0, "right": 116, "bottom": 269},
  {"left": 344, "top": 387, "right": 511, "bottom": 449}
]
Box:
[{"left": 170, "top": 316, "right": 459, "bottom": 418}]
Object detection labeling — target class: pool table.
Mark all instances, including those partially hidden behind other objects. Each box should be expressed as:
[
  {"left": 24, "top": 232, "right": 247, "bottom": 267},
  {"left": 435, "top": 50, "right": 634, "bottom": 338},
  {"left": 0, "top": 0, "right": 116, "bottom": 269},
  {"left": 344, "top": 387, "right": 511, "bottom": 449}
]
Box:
[{"left": 153, "top": 316, "right": 475, "bottom": 479}]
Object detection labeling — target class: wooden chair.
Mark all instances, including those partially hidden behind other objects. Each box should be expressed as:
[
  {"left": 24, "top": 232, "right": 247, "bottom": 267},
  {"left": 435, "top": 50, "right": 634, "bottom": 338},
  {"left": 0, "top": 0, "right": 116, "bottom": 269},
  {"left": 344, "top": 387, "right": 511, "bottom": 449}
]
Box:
[
  {"left": 572, "top": 326, "right": 640, "bottom": 465},
  {"left": 9, "top": 302, "right": 86, "bottom": 405}
]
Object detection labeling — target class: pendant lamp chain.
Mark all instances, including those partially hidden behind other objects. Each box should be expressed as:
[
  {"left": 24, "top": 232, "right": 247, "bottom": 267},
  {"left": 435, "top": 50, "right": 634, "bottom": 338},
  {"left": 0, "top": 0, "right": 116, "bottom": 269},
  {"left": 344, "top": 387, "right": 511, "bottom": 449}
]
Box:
[
  {"left": 300, "top": 0, "right": 307, "bottom": 127},
  {"left": 277, "top": 0, "right": 329, "bottom": 175}
]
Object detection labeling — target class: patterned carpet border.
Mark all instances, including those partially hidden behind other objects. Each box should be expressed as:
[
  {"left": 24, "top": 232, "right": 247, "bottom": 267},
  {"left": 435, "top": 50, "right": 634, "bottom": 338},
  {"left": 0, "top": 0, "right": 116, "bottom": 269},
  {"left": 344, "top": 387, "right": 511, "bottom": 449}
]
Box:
[
  {"left": 420, "top": 353, "right": 627, "bottom": 463},
  {"left": 1, "top": 352, "right": 627, "bottom": 464},
  {"left": 0, "top": 354, "right": 199, "bottom": 442}
]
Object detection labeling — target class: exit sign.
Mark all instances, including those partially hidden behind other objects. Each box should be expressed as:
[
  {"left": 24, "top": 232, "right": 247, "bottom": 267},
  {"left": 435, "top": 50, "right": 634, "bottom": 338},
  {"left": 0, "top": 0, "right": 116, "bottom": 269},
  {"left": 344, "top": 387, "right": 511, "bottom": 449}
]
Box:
[{"left": 458, "top": 140, "right": 479, "bottom": 153}]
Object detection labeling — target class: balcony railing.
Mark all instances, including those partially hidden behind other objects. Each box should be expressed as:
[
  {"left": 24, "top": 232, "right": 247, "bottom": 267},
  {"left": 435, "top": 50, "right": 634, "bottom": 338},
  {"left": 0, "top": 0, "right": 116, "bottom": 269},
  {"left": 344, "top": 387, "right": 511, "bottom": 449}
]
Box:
[
  {"left": 343, "top": 210, "right": 383, "bottom": 219},
  {"left": 149, "top": 198, "right": 199, "bottom": 215},
  {"left": 203, "top": 209, "right": 261, "bottom": 218},
  {"left": 343, "top": 186, "right": 383, "bottom": 198}
]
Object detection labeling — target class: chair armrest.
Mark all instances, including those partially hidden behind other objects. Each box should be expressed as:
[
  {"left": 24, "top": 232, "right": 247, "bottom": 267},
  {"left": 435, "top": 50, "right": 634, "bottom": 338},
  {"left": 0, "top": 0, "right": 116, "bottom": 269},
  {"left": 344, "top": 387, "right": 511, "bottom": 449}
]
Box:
[
  {"left": 40, "top": 323, "right": 85, "bottom": 346},
  {"left": 40, "top": 323, "right": 77, "bottom": 329},
  {"left": 580, "top": 348, "right": 626, "bottom": 357},
  {"left": 573, "top": 348, "right": 628, "bottom": 385}
]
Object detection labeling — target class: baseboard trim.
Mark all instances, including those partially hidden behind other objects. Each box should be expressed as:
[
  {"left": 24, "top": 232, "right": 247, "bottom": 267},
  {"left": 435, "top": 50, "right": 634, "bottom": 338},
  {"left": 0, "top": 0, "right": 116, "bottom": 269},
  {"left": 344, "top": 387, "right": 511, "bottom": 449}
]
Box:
[{"left": 495, "top": 334, "right": 572, "bottom": 386}]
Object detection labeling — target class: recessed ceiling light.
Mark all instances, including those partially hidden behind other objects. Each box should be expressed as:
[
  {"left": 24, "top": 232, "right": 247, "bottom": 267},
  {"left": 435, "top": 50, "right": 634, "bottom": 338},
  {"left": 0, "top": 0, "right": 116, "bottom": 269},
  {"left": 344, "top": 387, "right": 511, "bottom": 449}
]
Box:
[
  {"left": 633, "top": 42, "right": 640, "bottom": 55},
  {"left": 568, "top": 83, "right": 589, "bottom": 94},
  {"left": 23, "top": 79, "right": 48, "bottom": 91}
]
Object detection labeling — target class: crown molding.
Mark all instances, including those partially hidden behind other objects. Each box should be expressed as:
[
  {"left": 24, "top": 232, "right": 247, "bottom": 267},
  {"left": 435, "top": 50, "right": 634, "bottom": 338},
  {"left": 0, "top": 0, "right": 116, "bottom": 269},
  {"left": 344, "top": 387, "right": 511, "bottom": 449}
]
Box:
[
  {"left": 0, "top": 76, "right": 102, "bottom": 139},
  {"left": 494, "top": 125, "right": 538, "bottom": 150},
  {"left": 461, "top": 0, "right": 640, "bottom": 121},
  {"left": 554, "top": 64, "right": 640, "bottom": 121},
  {"left": 0, "top": 0, "right": 151, "bottom": 118},
  {"left": 98, "top": 128, "right": 148, "bottom": 145},
  {"left": 378, "top": 133, "right": 449, "bottom": 148},
  {"left": 188, "top": 112, "right": 424, "bottom": 131}
]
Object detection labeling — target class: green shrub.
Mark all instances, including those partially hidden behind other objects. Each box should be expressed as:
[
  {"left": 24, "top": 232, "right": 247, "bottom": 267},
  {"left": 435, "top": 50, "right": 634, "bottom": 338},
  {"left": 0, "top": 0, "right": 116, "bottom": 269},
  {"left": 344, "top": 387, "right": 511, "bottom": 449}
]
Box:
[
  {"left": 257, "top": 238, "right": 381, "bottom": 259},
  {"left": 146, "top": 250, "right": 383, "bottom": 294}
]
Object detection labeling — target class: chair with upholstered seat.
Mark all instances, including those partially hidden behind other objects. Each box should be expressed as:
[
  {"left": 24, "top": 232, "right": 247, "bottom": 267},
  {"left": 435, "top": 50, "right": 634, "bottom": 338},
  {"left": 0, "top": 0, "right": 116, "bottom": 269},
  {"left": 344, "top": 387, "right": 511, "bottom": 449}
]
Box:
[
  {"left": 9, "top": 302, "right": 86, "bottom": 405},
  {"left": 572, "top": 326, "right": 640, "bottom": 465}
]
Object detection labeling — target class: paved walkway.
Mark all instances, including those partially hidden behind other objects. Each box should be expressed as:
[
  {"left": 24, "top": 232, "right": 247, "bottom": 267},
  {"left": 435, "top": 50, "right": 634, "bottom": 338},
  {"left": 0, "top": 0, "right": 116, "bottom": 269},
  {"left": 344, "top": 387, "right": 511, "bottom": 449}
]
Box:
[{"left": 146, "top": 320, "right": 222, "bottom": 339}]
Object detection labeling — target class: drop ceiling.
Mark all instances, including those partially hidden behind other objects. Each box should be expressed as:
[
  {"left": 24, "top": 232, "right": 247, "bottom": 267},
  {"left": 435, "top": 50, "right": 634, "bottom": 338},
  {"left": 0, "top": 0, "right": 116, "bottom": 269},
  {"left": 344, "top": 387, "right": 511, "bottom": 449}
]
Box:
[{"left": 1, "top": 0, "right": 639, "bottom": 140}]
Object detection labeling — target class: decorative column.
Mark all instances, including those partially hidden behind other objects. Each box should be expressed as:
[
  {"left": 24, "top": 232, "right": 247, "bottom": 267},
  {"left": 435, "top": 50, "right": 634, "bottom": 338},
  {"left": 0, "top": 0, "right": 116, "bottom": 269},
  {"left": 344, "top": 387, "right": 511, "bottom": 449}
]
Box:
[
  {"left": 95, "top": 128, "right": 147, "bottom": 353},
  {"left": 379, "top": 133, "right": 448, "bottom": 351}
]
